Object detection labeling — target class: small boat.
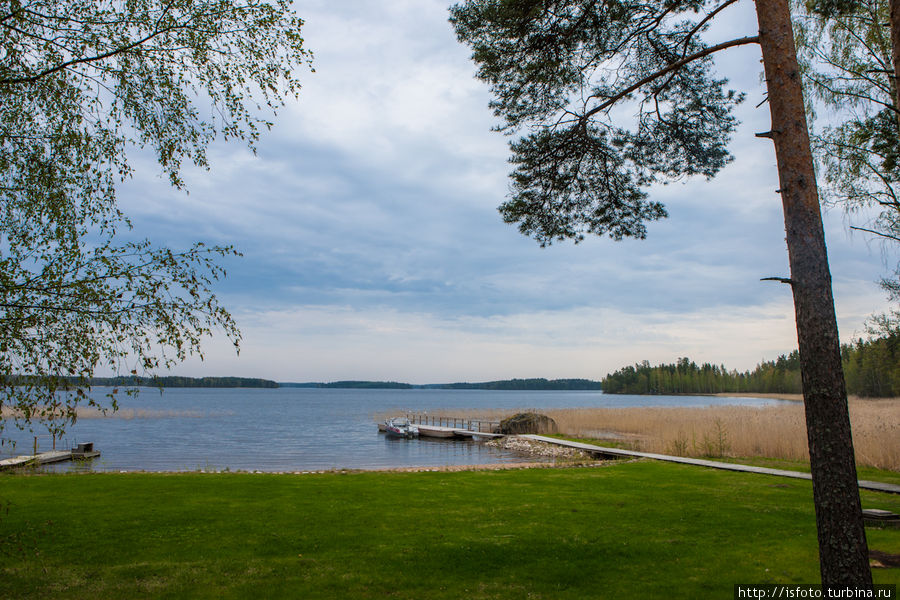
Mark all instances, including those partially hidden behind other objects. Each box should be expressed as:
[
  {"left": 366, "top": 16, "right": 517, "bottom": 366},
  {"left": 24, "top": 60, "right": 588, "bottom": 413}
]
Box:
[
  {"left": 416, "top": 424, "right": 458, "bottom": 438},
  {"left": 383, "top": 417, "right": 419, "bottom": 439}
]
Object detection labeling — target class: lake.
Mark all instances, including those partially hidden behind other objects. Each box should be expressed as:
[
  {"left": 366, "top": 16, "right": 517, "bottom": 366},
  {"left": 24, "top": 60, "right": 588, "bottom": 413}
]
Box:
[{"left": 0, "top": 388, "right": 792, "bottom": 472}]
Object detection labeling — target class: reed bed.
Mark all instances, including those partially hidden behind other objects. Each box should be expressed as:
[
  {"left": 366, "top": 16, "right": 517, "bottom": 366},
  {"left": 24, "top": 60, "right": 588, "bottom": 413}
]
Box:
[
  {"left": 424, "top": 398, "right": 900, "bottom": 471},
  {"left": 1, "top": 406, "right": 211, "bottom": 420}
]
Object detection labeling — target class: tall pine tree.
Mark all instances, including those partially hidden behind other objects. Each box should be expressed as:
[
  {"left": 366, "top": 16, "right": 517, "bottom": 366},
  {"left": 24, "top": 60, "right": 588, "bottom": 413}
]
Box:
[{"left": 452, "top": 0, "right": 870, "bottom": 585}]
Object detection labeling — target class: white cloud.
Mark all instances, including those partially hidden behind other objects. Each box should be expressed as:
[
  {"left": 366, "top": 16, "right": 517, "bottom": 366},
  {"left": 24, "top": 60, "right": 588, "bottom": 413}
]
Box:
[
  {"left": 171, "top": 285, "right": 881, "bottom": 383},
  {"left": 112, "top": 1, "right": 896, "bottom": 382}
]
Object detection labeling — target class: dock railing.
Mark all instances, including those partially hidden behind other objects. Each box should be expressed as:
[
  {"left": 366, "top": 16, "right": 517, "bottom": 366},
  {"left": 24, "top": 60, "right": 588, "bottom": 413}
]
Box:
[
  {"left": 0, "top": 432, "right": 72, "bottom": 457},
  {"left": 407, "top": 413, "right": 501, "bottom": 434}
]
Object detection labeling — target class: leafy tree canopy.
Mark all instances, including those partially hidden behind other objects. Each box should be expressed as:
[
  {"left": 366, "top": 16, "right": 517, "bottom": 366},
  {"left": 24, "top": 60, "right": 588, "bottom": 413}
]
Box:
[
  {"left": 794, "top": 0, "right": 900, "bottom": 304},
  {"left": 0, "top": 0, "right": 311, "bottom": 435}
]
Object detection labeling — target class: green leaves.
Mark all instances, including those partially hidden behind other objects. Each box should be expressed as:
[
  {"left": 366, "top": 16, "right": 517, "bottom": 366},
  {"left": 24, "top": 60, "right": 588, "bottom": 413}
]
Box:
[
  {"left": 794, "top": 0, "right": 900, "bottom": 316},
  {"left": 0, "top": 0, "right": 310, "bottom": 435},
  {"left": 451, "top": 0, "right": 746, "bottom": 244},
  {"left": 502, "top": 126, "right": 666, "bottom": 244}
]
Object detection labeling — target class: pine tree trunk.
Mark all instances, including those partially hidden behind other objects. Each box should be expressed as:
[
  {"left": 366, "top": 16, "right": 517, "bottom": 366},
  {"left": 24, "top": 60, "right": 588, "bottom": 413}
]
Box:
[{"left": 755, "top": 0, "right": 872, "bottom": 586}]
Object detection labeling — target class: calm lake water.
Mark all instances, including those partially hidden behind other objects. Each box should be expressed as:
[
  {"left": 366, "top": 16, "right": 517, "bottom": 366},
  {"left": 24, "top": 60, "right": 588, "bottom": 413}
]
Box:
[{"left": 0, "top": 388, "right": 792, "bottom": 472}]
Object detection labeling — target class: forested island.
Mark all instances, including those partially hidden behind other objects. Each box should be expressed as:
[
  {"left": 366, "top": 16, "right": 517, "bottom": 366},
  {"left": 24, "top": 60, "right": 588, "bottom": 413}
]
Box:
[
  {"left": 602, "top": 331, "right": 900, "bottom": 397},
  {"left": 88, "top": 376, "right": 279, "bottom": 388},
  {"left": 280, "top": 378, "right": 603, "bottom": 390},
  {"left": 427, "top": 378, "right": 603, "bottom": 390},
  {"left": 281, "top": 381, "right": 413, "bottom": 389}
]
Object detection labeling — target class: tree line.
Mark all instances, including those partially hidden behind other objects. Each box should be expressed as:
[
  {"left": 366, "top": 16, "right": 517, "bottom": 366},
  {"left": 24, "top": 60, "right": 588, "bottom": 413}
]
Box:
[
  {"left": 602, "top": 331, "right": 900, "bottom": 398},
  {"left": 281, "top": 381, "right": 414, "bottom": 389},
  {"left": 281, "top": 378, "right": 603, "bottom": 390},
  {"left": 434, "top": 378, "right": 603, "bottom": 391},
  {"left": 87, "top": 376, "right": 279, "bottom": 389}
]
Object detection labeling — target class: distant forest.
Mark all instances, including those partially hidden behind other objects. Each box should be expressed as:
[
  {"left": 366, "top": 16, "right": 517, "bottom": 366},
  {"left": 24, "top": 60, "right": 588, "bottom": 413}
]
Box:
[
  {"left": 431, "top": 378, "right": 603, "bottom": 391},
  {"left": 602, "top": 332, "right": 900, "bottom": 397},
  {"left": 88, "top": 376, "right": 279, "bottom": 388},
  {"left": 281, "top": 381, "right": 413, "bottom": 389},
  {"left": 281, "top": 378, "right": 603, "bottom": 390}
]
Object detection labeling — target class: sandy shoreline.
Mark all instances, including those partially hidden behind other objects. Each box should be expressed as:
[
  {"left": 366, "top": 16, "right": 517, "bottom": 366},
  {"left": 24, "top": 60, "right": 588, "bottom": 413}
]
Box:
[
  {"left": 713, "top": 392, "right": 900, "bottom": 402},
  {"left": 712, "top": 392, "right": 804, "bottom": 402}
]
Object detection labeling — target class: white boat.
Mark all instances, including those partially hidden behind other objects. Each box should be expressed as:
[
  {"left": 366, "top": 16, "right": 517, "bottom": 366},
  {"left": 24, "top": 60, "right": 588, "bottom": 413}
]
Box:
[
  {"left": 382, "top": 417, "right": 419, "bottom": 438},
  {"left": 416, "top": 424, "right": 458, "bottom": 438}
]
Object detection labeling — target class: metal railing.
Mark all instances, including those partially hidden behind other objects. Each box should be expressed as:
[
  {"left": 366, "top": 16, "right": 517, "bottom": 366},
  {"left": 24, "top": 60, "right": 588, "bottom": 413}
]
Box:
[
  {"left": 406, "top": 413, "right": 500, "bottom": 433},
  {"left": 0, "top": 432, "right": 73, "bottom": 457}
]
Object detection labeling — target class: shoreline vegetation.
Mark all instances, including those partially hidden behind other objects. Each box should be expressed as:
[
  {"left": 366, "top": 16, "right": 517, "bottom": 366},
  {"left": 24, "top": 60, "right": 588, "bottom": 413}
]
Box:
[
  {"left": 426, "top": 394, "right": 900, "bottom": 472},
  {"left": 4, "top": 392, "right": 897, "bottom": 471}
]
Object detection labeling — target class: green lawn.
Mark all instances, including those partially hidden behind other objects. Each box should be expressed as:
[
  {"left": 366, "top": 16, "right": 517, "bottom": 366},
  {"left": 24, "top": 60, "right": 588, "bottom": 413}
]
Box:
[
  {"left": 717, "top": 456, "right": 900, "bottom": 487},
  {"left": 1, "top": 461, "right": 898, "bottom": 599}
]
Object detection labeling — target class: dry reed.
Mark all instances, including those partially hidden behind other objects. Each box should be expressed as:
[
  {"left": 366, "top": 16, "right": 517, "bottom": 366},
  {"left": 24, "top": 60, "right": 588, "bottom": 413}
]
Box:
[
  {"left": 421, "top": 398, "right": 900, "bottom": 471},
  {"left": 1, "top": 406, "right": 215, "bottom": 420}
]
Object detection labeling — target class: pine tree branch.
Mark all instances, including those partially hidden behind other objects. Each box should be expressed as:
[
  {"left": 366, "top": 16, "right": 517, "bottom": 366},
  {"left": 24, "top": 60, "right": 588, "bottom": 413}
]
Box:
[
  {"left": 681, "top": 0, "right": 741, "bottom": 53},
  {"left": 582, "top": 35, "right": 759, "bottom": 120}
]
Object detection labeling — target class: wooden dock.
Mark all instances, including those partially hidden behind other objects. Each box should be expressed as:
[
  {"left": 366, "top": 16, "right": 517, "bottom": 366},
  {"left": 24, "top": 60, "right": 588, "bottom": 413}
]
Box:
[
  {"left": 522, "top": 435, "right": 900, "bottom": 495},
  {"left": 407, "top": 413, "right": 502, "bottom": 435},
  {"left": 378, "top": 416, "right": 504, "bottom": 440},
  {"left": 0, "top": 443, "right": 100, "bottom": 471},
  {"left": 415, "top": 424, "right": 504, "bottom": 439}
]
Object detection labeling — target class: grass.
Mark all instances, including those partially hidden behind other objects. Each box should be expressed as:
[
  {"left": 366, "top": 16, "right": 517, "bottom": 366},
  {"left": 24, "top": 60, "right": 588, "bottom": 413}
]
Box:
[
  {"left": 1, "top": 461, "right": 899, "bottom": 599},
  {"left": 715, "top": 457, "right": 900, "bottom": 487}
]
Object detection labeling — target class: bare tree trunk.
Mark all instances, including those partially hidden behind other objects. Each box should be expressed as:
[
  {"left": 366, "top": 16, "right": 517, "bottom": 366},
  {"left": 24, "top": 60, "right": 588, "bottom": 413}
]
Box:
[
  {"left": 755, "top": 0, "right": 872, "bottom": 586},
  {"left": 890, "top": 0, "right": 900, "bottom": 131}
]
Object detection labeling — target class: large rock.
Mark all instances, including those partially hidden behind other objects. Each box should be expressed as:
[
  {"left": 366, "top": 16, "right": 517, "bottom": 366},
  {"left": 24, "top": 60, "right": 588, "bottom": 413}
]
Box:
[{"left": 499, "top": 412, "right": 558, "bottom": 435}]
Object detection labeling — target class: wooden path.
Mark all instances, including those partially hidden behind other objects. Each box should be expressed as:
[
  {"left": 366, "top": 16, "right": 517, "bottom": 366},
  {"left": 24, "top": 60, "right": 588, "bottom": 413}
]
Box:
[{"left": 522, "top": 435, "right": 900, "bottom": 495}]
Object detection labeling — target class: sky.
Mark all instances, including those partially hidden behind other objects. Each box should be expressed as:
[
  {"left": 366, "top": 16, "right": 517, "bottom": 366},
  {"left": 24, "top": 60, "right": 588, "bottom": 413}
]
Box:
[{"left": 117, "top": 0, "right": 895, "bottom": 384}]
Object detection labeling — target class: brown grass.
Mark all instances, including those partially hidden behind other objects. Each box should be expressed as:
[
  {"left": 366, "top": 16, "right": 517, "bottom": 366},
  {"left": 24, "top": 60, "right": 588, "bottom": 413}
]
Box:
[{"left": 421, "top": 397, "right": 900, "bottom": 471}]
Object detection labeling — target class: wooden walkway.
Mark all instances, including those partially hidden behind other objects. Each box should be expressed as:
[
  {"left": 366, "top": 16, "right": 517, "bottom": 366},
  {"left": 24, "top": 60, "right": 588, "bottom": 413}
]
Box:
[
  {"left": 378, "top": 421, "right": 505, "bottom": 439},
  {"left": 0, "top": 450, "right": 74, "bottom": 470},
  {"left": 414, "top": 424, "right": 504, "bottom": 439},
  {"left": 0, "top": 446, "right": 100, "bottom": 470},
  {"left": 522, "top": 435, "right": 900, "bottom": 495}
]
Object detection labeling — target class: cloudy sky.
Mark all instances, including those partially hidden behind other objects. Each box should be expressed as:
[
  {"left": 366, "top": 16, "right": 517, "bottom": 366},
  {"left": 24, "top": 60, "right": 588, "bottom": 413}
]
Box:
[{"left": 118, "top": 0, "right": 894, "bottom": 384}]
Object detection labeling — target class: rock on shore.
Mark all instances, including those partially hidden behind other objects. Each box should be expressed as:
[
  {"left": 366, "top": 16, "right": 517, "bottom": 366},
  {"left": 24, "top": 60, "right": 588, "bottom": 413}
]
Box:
[{"left": 486, "top": 436, "right": 591, "bottom": 460}]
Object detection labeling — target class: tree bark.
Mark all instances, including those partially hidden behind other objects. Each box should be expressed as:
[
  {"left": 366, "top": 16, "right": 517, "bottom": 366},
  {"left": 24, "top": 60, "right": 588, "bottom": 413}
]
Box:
[
  {"left": 755, "top": 0, "right": 872, "bottom": 586},
  {"left": 890, "top": 0, "right": 900, "bottom": 132}
]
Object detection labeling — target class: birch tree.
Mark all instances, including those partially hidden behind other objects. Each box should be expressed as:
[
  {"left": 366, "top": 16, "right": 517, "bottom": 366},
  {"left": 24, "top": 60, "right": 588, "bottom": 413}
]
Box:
[
  {"left": 795, "top": 0, "right": 900, "bottom": 328},
  {"left": 0, "top": 0, "right": 311, "bottom": 436}
]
